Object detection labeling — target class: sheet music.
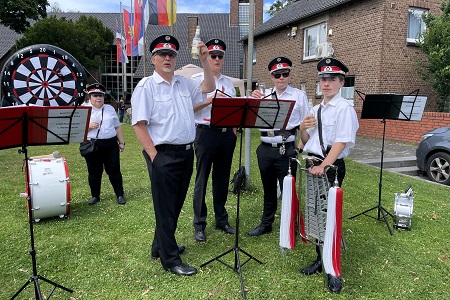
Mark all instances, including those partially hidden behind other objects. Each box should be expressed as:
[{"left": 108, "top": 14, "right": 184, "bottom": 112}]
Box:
[
  {"left": 47, "top": 108, "right": 90, "bottom": 143},
  {"left": 254, "top": 100, "right": 294, "bottom": 129},
  {"left": 398, "top": 96, "right": 427, "bottom": 121}
]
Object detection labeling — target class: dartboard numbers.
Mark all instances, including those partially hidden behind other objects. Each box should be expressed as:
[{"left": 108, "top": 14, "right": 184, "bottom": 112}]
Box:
[{"left": 1, "top": 44, "right": 87, "bottom": 106}]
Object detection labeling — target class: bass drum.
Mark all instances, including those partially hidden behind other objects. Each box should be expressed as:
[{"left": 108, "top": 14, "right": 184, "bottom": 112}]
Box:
[{"left": 27, "top": 157, "right": 71, "bottom": 222}]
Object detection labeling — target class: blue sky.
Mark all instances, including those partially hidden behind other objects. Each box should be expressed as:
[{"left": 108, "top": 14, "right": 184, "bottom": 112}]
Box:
[{"left": 49, "top": 0, "right": 274, "bottom": 22}]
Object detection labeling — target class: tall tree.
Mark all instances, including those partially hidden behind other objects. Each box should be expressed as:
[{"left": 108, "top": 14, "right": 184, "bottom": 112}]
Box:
[
  {"left": 0, "top": 0, "right": 48, "bottom": 33},
  {"left": 267, "top": 0, "right": 299, "bottom": 17},
  {"left": 14, "top": 15, "right": 114, "bottom": 70},
  {"left": 418, "top": 0, "right": 450, "bottom": 111}
]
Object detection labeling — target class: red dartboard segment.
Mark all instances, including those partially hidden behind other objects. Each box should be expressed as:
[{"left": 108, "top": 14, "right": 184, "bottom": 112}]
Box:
[{"left": 1, "top": 44, "right": 86, "bottom": 106}]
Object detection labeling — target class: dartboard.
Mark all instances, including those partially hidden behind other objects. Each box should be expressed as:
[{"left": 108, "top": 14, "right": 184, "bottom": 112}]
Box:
[{"left": 1, "top": 44, "right": 86, "bottom": 106}]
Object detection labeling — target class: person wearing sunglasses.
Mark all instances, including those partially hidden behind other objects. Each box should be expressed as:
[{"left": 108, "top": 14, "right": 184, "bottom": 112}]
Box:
[
  {"left": 190, "top": 39, "right": 237, "bottom": 243},
  {"left": 248, "top": 56, "right": 308, "bottom": 237},
  {"left": 131, "top": 35, "right": 215, "bottom": 276},
  {"left": 298, "top": 57, "right": 359, "bottom": 294}
]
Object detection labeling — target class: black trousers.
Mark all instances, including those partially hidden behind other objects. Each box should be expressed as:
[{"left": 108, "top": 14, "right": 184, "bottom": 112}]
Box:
[
  {"left": 143, "top": 145, "right": 194, "bottom": 269},
  {"left": 193, "top": 127, "right": 237, "bottom": 231},
  {"left": 256, "top": 142, "right": 297, "bottom": 227},
  {"left": 84, "top": 137, "right": 124, "bottom": 198}
]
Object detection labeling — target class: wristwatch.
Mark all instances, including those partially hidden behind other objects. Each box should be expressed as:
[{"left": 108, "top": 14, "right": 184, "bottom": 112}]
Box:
[{"left": 119, "top": 141, "right": 125, "bottom": 145}]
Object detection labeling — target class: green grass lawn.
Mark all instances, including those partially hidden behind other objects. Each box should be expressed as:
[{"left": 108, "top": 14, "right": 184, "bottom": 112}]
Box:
[{"left": 0, "top": 125, "right": 448, "bottom": 299}]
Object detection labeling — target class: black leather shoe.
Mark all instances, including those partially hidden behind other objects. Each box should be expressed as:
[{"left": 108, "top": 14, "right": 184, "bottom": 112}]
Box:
[
  {"left": 194, "top": 230, "right": 206, "bottom": 242},
  {"left": 216, "top": 224, "right": 236, "bottom": 234},
  {"left": 327, "top": 274, "right": 342, "bottom": 293},
  {"left": 248, "top": 224, "right": 272, "bottom": 236},
  {"left": 151, "top": 245, "right": 186, "bottom": 260},
  {"left": 88, "top": 197, "right": 100, "bottom": 206},
  {"left": 117, "top": 196, "right": 126, "bottom": 205},
  {"left": 167, "top": 263, "right": 197, "bottom": 276},
  {"left": 301, "top": 259, "right": 323, "bottom": 275}
]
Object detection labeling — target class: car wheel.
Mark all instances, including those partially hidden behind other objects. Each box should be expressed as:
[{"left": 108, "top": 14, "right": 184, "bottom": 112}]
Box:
[{"left": 426, "top": 152, "right": 450, "bottom": 185}]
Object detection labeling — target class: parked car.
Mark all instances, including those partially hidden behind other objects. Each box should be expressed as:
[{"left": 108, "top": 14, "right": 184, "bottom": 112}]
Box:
[{"left": 416, "top": 126, "right": 450, "bottom": 185}]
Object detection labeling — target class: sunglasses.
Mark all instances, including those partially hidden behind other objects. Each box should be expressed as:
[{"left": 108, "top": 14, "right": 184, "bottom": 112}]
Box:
[
  {"left": 157, "top": 51, "right": 177, "bottom": 58},
  {"left": 210, "top": 54, "right": 224, "bottom": 60},
  {"left": 272, "top": 72, "right": 290, "bottom": 79}
]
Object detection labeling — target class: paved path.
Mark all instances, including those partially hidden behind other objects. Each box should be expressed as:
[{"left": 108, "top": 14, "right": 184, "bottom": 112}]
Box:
[{"left": 348, "top": 136, "right": 417, "bottom": 161}]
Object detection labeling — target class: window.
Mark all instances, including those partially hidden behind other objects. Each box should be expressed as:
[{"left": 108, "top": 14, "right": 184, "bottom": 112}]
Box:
[
  {"left": 303, "top": 23, "right": 327, "bottom": 60},
  {"left": 340, "top": 76, "right": 355, "bottom": 100},
  {"left": 407, "top": 7, "right": 427, "bottom": 43},
  {"left": 315, "top": 81, "right": 322, "bottom": 97},
  {"left": 300, "top": 82, "right": 306, "bottom": 91}
]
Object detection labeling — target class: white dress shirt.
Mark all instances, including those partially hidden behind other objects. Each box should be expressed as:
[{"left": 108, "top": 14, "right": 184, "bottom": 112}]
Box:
[{"left": 131, "top": 71, "right": 204, "bottom": 145}]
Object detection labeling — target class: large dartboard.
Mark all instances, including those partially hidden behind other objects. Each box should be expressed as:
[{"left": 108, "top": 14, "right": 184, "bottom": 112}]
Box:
[{"left": 1, "top": 44, "right": 86, "bottom": 106}]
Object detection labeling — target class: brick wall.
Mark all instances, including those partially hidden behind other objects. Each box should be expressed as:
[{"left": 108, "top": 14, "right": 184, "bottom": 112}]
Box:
[
  {"left": 356, "top": 109, "right": 450, "bottom": 143},
  {"left": 246, "top": 0, "right": 441, "bottom": 110}
]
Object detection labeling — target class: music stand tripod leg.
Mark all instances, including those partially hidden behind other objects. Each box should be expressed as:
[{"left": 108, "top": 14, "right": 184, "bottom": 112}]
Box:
[
  {"left": 199, "top": 128, "right": 262, "bottom": 300},
  {"left": 11, "top": 147, "right": 73, "bottom": 299}
]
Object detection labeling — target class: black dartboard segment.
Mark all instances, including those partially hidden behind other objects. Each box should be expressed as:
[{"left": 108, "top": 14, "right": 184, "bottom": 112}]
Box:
[{"left": 1, "top": 44, "right": 86, "bottom": 106}]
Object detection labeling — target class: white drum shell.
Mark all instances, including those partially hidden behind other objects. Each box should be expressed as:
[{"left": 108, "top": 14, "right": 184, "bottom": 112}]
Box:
[{"left": 27, "top": 157, "right": 70, "bottom": 221}]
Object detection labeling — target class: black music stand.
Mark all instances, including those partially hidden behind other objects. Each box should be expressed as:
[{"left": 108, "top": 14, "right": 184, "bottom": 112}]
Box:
[
  {"left": 200, "top": 91, "right": 295, "bottom": 300},
  {"left": 0, "top": 104, "right": 90, "bottom": 299},
  {"left": 349, "top": 90, "right": 425, "bottom": 236}
]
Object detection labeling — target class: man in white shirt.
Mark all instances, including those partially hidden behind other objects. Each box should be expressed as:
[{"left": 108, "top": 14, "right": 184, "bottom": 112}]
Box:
[
  {"left": 248, "top": 56, "right": 308, "bottom": 237},
  {"left": 191, "top": 39, "right": 237, "bottom": 242},
  {"left": 131, "top": 35, "right": 215, "bottom": 276},
  {"left": 299, "top": 57, "right": 359, "bottom": 293}
]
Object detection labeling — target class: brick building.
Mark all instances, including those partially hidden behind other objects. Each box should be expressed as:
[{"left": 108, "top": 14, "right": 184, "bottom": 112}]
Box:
[{"left": 243, "top": 0, "right": 444, "bottom": 143}]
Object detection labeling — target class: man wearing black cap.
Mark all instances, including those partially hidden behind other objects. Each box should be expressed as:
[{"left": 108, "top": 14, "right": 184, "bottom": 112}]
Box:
[
  {"left": 131, "top": 35, "right": 215, "bottom": 276},
  {"left": 248, "top": 56, "right": 308, "bottom": 237},
  {"left": 299, "top": 57, "right": 359, "bottom": 293},
  {"left": 190, "top": 38, "right": 237, "bottom": 243}
]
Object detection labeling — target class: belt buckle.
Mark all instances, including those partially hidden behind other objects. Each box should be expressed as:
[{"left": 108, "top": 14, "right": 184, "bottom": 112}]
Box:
[
  {"left": 271, "top": 142, "right": 278, "bottom": 148},
  {"left": 267, "top": 130, "right": 275, "bottom": 137},
  {"left": 186, "top": 144, "right": 191, "bottom": 150},
  {"left": 222, "top": 128, "right": 226, "bottom": 133}
]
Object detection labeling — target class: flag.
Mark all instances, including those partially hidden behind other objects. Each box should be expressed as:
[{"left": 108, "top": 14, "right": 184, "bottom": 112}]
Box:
[
  {"left": 134, "top": 0, "right": 150, "bottom": 56},
  {"left": 123, "top": 6, "right": 139, "bottom": 57},
  {"left": 116, "top": 20, "right": 129, "bottom": 63},
  {"left": 322, "top": 186, "right": 343, "bottom": 277},
  {"left": 149, "top": 0, "right": 177, "bottom": 26}
]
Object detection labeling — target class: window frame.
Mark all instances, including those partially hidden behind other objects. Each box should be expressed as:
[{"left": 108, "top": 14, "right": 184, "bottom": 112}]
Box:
[
  {"left": 407, "top": 7, "right": 428, "bottom": 44},
  {"left": 303, "top": 22, "right": 327, "bottom": 60}
]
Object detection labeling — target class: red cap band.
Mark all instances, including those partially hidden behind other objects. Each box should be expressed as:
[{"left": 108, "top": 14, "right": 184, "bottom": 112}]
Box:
[
  {"left": 320, "top": 66, "right": 345, "bottom": 74},
  {"left": 153, "top": 43, "right": 177, "bottom": 52},
  {"left": 270, "top": 62, "right": 290, "bottom": 72}
]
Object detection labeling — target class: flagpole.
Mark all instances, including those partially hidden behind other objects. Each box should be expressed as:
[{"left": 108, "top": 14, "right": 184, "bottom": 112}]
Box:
[
  {"left": 143, "top": 0, "right": 147, "bottom": 77},
  {"left": 130, "top": 0, "right": 134, "bottom": 94},
  {"left": 121, "top": 2, "right": 126, "bottom": 100},
  {"left": 170, "top": 0, "right": 174, "bottom": 35}
]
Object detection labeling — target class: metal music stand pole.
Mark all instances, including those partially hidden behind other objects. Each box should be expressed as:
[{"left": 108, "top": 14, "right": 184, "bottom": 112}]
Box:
[
  {"left": 10, "top": 112, "right": 73, "bottom": 300},
  {"left": 200, "top": 99, "right": 263, "bottom": 300}
]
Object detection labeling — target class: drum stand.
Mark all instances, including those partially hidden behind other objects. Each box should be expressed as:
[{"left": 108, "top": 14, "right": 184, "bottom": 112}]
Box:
[
  {"left": 200, "top": 128, "right": 262, "bottom": 300},
  {"left": 10, "top": 115, "right": 73, "bottom": 299}
]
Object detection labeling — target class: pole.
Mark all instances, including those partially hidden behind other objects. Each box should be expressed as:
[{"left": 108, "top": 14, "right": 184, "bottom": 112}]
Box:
[
  {"left": 170, "top": 0, "right": 174, "bottom": 36},
  {"left": 244, "top": 0, "right": 255, "bottom": 187}
]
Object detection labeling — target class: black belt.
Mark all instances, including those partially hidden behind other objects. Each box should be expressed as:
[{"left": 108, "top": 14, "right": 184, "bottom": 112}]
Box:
[
  {"left": 155, "top": 143, "right": 193, "bottom": 151},
  {"left": 260, "top": 129, "right": 296, "bottom": 137},
  {"left": 196, "top": 124, "right": 230, "bottom": 132},
  {"left": 261, "top": 141, "right": 295, "bottom": 148},
  {"left": 307, "top": 152, "right": 344, "bottom": 163}
]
